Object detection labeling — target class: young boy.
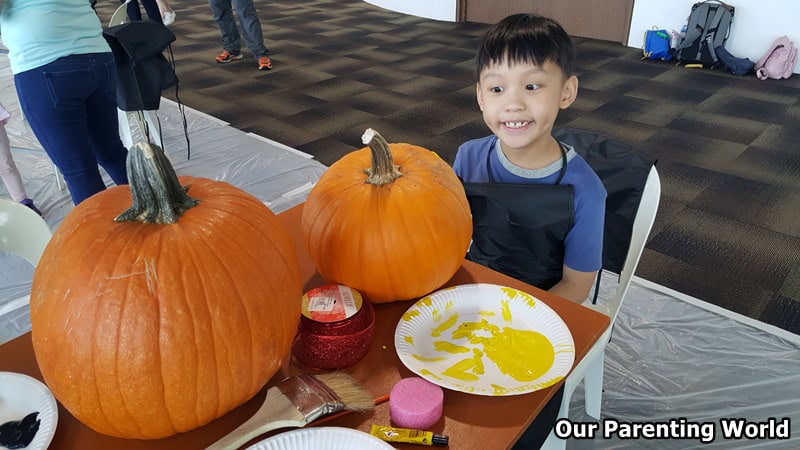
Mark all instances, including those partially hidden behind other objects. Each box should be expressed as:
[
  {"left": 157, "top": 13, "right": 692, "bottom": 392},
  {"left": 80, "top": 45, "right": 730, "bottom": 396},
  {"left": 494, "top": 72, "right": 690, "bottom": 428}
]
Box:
[{"left": 454, "top": 14, "right": 607, "bottom": 304}]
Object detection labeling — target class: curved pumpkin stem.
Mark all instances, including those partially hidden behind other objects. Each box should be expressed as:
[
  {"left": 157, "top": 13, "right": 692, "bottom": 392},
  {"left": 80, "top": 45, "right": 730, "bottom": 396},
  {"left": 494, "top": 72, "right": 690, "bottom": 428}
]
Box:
[
  {"left": 115, "top": 142, "right": 199, "bottom": 224},
  {"left": 362, "top": 128, "right": 403, "bottom": 186}
]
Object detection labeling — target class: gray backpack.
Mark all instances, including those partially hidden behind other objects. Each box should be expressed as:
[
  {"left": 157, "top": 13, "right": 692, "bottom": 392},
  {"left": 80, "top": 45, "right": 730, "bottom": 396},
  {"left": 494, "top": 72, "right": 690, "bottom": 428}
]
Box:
[{"left": 675, "top": 0, "right": 735, "bottom": 67}]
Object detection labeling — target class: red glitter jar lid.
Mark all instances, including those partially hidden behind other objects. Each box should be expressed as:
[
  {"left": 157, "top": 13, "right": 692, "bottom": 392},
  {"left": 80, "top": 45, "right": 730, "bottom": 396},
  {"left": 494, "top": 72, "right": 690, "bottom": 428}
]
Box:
[{"left": 293, "top": 285, "right": 376, "bottom": 370}]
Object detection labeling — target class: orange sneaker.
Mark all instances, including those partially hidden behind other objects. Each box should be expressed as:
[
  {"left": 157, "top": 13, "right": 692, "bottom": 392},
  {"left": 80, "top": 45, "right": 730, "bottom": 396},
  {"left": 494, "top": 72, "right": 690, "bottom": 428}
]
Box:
[
  {"left": 216, "top": 50, "right": 243, "bottom": 63},
  {"left": 258, "top": 55, "right": 272, "bottom": 70}
]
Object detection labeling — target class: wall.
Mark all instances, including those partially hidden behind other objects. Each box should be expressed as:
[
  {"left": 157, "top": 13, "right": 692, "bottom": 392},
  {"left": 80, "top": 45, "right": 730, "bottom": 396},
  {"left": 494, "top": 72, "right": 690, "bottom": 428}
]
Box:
[
  {"left": 628, "top": 0, "right": 800, "bottom": 74},
  {"left": 364, "top": 0, "right": 456, "bottom": 22},
  {"left": 364, "top": 0, "right": 800, "bottom": 74}
]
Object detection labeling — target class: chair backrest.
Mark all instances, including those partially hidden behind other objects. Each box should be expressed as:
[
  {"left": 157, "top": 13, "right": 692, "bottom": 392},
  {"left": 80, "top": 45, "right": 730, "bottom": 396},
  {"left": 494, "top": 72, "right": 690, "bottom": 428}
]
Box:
[
  {"left": 553, "top": 128, "right": 661, "bottom": 322},
  {"left": 0, "top": 199, "right": 52, "bottom": 266},
  {"left": 608, "top": 165, "right": 660, "bottom": 324},
  {"left": 109, "top": 0, "right": 132, "bottom": 27}
]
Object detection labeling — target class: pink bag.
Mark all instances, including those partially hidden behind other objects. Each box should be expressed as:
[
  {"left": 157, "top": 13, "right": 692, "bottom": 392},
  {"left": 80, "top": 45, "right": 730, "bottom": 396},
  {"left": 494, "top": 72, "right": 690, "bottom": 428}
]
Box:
[{"left": 755, "top": 36, "right": 798, "bottom": 80}]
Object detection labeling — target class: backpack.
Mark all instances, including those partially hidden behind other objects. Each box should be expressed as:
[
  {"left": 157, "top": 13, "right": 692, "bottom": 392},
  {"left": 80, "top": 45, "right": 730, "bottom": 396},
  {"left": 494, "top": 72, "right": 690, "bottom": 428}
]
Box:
[
  {"left": 675, "top": 0, "right": 735, "bottom": 67},
  {"left": 715, "top": 46, "right": 754, "bottom": 75},
  {"left": 642, "top": 28, "right": 673, "bottom": 61},
  {"left": 755, "top": 36, "right": 798, "bottom": 80}
]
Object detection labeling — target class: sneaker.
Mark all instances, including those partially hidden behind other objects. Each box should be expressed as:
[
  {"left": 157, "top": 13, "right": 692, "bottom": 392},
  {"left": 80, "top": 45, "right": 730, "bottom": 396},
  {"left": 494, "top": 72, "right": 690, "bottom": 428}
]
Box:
[
  {"left": 258, "top": 55, "right": 272, "bottom": 71},
  {"left": 216, "top": 50, "right": 243, "bottom": 64},
  {"left": 19, "top": 198, "right": 43, "bottom": 217},
  {"left": 162, "top": 10, "right": 176, "bottom": 26}
]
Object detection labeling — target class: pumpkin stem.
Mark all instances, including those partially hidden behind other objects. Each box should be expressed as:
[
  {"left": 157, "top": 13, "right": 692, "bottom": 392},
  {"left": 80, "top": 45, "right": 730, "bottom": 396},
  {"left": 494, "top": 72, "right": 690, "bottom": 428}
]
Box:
[
  {"left": 362, "top": 128, "right": 403, "bottom": 186},
  {"left": 115, "top": 142, "right": 200, "bottom": 224}
]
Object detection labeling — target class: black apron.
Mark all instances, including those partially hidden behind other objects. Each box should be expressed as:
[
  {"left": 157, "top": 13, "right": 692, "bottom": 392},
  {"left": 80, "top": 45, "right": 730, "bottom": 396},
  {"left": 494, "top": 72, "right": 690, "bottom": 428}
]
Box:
[{"left": 462, "top": 144, "right": 574, "bottom": 290}]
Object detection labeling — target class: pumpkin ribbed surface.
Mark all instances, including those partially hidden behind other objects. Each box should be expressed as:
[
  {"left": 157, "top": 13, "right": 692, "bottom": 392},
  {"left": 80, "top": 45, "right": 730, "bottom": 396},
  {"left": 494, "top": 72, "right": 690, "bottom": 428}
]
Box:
[
  {"left": 301, "top": 130, "right": 472, "bottom": 303},
  {"left": 30, "top": 175, "right": 302, "bottom": 439}
]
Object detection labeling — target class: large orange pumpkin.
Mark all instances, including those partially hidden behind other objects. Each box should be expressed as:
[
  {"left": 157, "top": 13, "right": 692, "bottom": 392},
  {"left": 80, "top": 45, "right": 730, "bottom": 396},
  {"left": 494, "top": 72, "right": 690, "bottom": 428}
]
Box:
[
  {"left": 30, "top": 143, "right": 302, "bottom": 439},
  {"left": 301, "top": 129, "right": 472, "bottom": 303}
]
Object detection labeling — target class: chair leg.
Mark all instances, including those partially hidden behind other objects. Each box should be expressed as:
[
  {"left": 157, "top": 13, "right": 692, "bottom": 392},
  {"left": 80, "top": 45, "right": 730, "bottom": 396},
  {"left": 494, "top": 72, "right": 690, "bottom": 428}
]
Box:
[
  {"left": 142, "top": 110, "right": 162, "bottom": 147},
  {"left": 584, "top": 346, "right": 606, "bottom": 419},
  {"left": 118, "top": 109, "right": 133, "bottom": 149},
  {"left": 541, "top": 426, "right": 567, "bottom": 450}
]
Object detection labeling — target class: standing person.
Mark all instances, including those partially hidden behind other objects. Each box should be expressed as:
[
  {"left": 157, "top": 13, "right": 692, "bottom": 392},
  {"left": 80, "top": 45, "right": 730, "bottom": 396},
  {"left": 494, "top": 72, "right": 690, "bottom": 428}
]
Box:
[
  {"left": 0, "top": 103, "right": 41, "bottom": 216},
  {"left": 454, "top": 14, "right": 606, "bottom": 448},
  {"left": 157, "top": 0, "right": 177, "bottom": 25},
  {"left": 209, "top": 0, "right": 272, "bottom": 70},
  {"left": 120, "top": 0, "right": 163, "bottom": 24},
  {"left": 0, "top": 0, "right": 130, "bottom": 205}
]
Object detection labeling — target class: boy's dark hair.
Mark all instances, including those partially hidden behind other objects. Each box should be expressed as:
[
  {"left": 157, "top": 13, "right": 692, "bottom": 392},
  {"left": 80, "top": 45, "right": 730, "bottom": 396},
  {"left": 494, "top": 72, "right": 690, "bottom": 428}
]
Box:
[{"left": 475, "top": 14, "right": 575, "bottom": 81}]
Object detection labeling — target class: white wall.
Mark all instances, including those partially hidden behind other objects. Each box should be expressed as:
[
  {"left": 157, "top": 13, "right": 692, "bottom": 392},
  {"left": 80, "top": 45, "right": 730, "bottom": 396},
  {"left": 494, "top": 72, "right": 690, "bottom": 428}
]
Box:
[
  {"left": 363, "top": 0, "right": 799, "bottom": 74},
  {"left": 628, "top": 0, "right": 800, "bottom": 74},
  {"left": 364, "top": 0, "right": 456, "bottom": 22}
]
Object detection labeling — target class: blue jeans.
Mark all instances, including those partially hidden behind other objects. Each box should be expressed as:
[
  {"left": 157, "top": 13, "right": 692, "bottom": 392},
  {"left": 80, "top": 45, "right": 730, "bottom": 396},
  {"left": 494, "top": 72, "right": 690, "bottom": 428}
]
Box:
[
  {"left": 122, "top": 0, "right": 163, "bottom": 23},
  {"left": 15, "top": 53, "right": 129, "bottom": 205},
  {"left": 209, "top": 0, "right": 269, "bottom": 57}
]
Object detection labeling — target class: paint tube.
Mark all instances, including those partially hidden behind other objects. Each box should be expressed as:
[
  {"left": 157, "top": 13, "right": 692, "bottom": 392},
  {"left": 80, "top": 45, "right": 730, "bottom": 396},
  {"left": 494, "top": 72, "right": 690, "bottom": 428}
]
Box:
[{"left": 370, "top": 425, "right": 449, "bottom": 446}]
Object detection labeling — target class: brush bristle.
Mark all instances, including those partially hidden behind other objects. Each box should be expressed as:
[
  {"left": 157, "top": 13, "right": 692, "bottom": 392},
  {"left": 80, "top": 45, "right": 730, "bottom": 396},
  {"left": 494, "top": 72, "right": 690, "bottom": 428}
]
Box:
[{"left": 314, "top": 372, "right": 375, "bottom": 412}]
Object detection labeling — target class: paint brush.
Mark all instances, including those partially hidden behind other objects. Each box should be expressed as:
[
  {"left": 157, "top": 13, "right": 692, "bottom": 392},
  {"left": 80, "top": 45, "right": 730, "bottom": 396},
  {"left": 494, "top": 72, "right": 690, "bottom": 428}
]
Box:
[{"left": 205, "top": 373, "right": 374, "bottom": 450}]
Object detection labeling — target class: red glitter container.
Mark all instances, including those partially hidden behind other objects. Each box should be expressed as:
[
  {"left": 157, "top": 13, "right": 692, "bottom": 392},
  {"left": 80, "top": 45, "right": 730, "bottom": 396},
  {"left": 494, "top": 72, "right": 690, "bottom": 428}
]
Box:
[{"left": 293, "top": 284, "right": 376, "bottom": 370}]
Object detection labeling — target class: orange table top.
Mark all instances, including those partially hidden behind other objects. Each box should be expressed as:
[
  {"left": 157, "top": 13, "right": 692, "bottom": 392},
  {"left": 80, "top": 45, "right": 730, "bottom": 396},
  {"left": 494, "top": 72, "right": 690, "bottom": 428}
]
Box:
[{"left": 0, "top": 203, "right": 609, "bottom": 450}]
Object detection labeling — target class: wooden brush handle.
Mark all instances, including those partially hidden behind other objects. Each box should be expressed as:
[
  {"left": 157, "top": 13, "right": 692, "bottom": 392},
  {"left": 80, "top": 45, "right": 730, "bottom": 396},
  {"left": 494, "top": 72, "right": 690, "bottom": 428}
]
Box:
[{"left": 205, "top": 387, "right": 306, "bottom": 450}]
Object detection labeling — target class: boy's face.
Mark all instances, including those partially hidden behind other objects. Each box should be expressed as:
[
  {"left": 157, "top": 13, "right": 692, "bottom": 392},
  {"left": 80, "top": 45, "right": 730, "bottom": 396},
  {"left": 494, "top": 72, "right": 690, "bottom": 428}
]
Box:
[{"left": 477, "top": 59, "right": 577, "bottom": 157}]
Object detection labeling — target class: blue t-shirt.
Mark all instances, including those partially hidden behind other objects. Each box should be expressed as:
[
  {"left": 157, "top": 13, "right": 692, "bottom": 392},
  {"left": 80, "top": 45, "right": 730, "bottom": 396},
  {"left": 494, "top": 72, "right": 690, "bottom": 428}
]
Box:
[
  {"left": 454, "top": 135, "right": 607, "bottom": 273},
  {"left": 0, "top": 0, "right": 111, "bottom": 74}
]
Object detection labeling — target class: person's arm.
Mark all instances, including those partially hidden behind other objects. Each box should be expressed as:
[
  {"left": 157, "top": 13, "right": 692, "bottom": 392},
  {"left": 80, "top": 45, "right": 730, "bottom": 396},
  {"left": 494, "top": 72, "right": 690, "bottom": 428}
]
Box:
[{"left": 549, "top": 265, "right": 597, "bottom": 304}]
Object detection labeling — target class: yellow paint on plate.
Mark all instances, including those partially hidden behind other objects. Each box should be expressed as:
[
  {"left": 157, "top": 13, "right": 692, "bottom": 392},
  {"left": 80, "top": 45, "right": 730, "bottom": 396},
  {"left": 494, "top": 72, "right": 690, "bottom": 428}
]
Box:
[
  {"left": 404, "top": 335, "right": 414, "bottom": 345},
  {"left": 420, "top": 369, "right": 442, "bottom": 380},
  {"left": 403, "top": 309, "right": 420, "bottom": 321},
  {"left": 441, "top": 348, "right": 484, "bottom": 381},
  {"left": 433, "top": 340, "right": 470, "bottom": 354},
  {"left": 435, "top": 318, "right": 554, "bottom": 383},
  {"left": 492, "top": 384, "right": 509, "bottom": 395},
  {"left": 431, "top": 312, "right": 459, "bottom": 337},
  {"left": 412, "top": 354, "right": 446, "bottom": 362},
  {"left": 471, "top": 326, "right": 554, "bottom": 382},
  {"left": 500, "top": 299, "right": 512, "bottom": 323}
]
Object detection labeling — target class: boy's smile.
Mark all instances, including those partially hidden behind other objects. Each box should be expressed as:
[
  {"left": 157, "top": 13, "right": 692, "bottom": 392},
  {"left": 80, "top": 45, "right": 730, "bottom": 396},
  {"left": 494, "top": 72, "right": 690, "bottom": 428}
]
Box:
[{"left": 477, "top": 59, "right": 577, "bottom": 169}]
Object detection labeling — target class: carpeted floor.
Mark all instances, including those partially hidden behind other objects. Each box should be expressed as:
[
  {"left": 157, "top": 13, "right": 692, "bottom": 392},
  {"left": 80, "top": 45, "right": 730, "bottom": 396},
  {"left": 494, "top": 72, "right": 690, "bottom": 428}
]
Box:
[{"left": 94, "top": 0, "right": 800, "bottom": 335}]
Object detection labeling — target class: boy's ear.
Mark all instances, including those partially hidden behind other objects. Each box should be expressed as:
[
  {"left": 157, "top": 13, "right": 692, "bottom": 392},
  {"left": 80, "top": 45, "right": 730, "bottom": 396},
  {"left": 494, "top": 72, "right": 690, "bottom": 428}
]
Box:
[
  {"left": 559, "top": 75, "right": 579, "bottom": 109},
  {"left": 476, "top": 82, "right": 484, "bottom": 111}
]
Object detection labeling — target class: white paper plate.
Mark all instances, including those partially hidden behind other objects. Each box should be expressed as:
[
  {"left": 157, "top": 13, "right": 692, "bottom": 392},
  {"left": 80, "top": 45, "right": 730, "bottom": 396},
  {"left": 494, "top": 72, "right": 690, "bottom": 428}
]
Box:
[
  {"left": 245, "top": 427, "right": 394, "bottom": 450},
  {"left": 395, "top": 283, "right": 575, "bottom": 396},
  {"left": 0, "top": 372, "right": 58, "bottom": 450}
]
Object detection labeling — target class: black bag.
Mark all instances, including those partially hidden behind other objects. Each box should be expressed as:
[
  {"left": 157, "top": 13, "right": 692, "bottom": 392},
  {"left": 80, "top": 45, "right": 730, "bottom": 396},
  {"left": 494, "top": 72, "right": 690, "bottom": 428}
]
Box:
[
  {"left": 715, "top": 46, "right": 754, "bottom": 75},
  {"left": 675, "top": 0, "right": 735, "bottom": 67},
  {"left": 103, "top": 21, "right": 178, "bottom": 111}
]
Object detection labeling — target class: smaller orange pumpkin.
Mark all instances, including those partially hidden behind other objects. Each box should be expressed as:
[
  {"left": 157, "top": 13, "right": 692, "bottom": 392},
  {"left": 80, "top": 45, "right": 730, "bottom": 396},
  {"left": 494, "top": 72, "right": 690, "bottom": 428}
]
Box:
[{"left": 301, "top": 129, "right": 472, "bottom": 303}]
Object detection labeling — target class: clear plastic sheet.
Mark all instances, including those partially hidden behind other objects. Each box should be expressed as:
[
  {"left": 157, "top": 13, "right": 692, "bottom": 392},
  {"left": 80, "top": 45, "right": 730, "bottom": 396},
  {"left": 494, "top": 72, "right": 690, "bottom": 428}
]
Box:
[{"left": 568, "top": 273, "right": 800, "bottom": 449}]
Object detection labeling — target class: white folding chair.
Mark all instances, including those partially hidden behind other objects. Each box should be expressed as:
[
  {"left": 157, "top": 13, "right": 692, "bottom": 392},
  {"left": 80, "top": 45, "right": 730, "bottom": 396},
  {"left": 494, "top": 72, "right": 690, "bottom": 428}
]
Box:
[
  {"left": 542, "top": 165, "right": 661, "bottom": 450},
  {"left": 0, "top": 198, "right": 52, "bottom": 266},
  {"left": 0, "top": 198, "right": 52, "bottom": 343}
]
